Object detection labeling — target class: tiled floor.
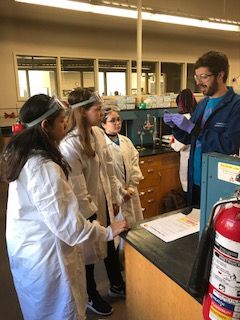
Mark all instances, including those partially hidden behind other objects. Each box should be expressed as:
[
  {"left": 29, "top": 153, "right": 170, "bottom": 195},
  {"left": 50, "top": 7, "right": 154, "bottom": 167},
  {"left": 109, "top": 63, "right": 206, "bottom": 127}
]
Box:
[{"left": 0, "top": 182, "right": 127, "bottom": 320}]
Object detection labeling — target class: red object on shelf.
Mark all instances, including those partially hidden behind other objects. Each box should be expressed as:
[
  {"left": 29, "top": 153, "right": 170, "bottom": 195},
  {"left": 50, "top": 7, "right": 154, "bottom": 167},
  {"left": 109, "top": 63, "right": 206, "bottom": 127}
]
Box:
[{"left": 12, "top": 122, "right": 24, "bottom": 134}]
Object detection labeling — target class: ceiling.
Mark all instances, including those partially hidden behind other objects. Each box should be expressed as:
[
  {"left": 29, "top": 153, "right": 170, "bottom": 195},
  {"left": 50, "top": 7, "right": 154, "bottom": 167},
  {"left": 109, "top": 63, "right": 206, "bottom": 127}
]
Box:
[{"left": 1, "top": 0, "right": 240, "bottom": 43}]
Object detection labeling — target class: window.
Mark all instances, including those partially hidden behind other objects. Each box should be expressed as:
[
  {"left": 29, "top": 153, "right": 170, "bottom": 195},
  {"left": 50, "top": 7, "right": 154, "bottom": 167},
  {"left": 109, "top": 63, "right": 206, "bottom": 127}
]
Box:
[
  {"left": 161, "top": 62, "right": 183, "bottom": 94},
  {"left": 16, "top": 55, "right": 57, "bottom": 99},
  {"left": 61, "top": 58, "right": 95, "bottom": 98},
  {"left": 187, "top": 63, "right": 201, "bottom": 93},
  {"left": 131, "top": 61, "right": 157, "bottom": 95},
  {"left": 98, "top": 59, "right": 127, "bottom": 96}
]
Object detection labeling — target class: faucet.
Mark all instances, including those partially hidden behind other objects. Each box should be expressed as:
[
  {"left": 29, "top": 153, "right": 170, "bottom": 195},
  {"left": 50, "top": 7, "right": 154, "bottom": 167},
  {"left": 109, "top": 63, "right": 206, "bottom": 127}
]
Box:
[
  {"left": 137, "top": 130, "right": 145, "bottom": 149},
  {"left": 152, "top": 116, "right": 160, "bottom": 149}
]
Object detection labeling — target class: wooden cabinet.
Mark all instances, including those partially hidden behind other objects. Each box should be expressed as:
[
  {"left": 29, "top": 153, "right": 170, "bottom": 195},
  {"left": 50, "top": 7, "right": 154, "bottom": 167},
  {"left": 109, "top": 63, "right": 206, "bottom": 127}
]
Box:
[
  {"left": 125, "top": 243, "right": 202, "bottom": 320},
  {"left": 139, "top": 152, "right": 181, "bottom": 218}
]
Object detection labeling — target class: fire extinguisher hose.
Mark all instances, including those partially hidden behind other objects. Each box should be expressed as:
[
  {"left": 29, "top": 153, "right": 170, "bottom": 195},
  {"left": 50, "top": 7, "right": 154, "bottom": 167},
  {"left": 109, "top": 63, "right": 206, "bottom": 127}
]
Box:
[{"left": 187, "top": 223, "right": 215, "bottom": 300}]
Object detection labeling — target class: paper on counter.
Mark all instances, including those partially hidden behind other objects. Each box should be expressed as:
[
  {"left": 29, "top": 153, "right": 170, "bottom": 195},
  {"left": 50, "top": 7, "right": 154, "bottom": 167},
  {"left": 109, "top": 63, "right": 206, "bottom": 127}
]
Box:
[{"left": 140, "top": 209, "right": 200, "bottom": 242}]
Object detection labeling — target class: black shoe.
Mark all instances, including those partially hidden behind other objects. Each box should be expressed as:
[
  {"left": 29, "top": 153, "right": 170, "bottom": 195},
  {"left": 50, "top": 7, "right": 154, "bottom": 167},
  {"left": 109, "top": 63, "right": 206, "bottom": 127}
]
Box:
[
  {"left": 87, "top": 293, "right": 113, "bottom": 316},
  {"left": 108, "top": 283, "right": 126, "bottom": 298}
]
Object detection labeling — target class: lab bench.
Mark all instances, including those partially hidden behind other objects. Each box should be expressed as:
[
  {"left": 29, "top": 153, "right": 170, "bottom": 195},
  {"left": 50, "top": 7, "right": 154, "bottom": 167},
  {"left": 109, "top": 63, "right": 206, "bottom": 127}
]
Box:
[{"left": 122, "top": 212, "right": 202, "bottom": 320}]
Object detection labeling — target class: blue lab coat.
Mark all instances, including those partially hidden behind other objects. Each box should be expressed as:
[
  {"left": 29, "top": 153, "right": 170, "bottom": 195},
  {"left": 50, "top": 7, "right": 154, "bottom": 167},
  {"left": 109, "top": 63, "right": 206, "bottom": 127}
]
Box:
[{"left": 173, "top": 87, "right": 240, "bottom": 204}]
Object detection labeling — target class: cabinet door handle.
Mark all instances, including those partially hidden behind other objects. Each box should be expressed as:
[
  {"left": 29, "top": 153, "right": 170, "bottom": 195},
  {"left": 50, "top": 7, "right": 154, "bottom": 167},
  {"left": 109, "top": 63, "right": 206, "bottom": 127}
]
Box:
[
  {"left": 147, "top": 199, "right": 154, "bottom": 204},
  {"left": 158, "top": 171, "right": 162, "bottom": 178},
  {"left": 139, "top": 191, "right": 146, "bottom": 196},
  {"left": 142, "top": 208, "right": 146, "bottom": 212},
  {"left": 140, "top": 160, "right": 145, "bottom": 165},
  {"left": 147, "top": 188, "right": 154, "bottom": 193},
  {"left": 147, "top": 168, "right": 154, "bottom": 173}
]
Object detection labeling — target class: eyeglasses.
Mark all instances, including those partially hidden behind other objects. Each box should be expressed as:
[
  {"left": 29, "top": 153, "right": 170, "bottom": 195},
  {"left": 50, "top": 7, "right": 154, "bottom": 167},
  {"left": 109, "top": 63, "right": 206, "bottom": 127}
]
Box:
[
  {"left": 106, "top": 117, "right": 122, "bottom": 124},
  {"left": 194, "top": 73, "right": 214, "bottom": 82}
]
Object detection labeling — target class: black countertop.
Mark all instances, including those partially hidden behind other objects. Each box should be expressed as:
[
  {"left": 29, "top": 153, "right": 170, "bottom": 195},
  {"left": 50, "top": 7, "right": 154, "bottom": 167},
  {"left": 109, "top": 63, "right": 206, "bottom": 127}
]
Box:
[
  {"left": 137, "top": 146, "right": 174, "bottom": 157},
  {"left": 122, "top": 209, "right": 202, "bottom": 303}
]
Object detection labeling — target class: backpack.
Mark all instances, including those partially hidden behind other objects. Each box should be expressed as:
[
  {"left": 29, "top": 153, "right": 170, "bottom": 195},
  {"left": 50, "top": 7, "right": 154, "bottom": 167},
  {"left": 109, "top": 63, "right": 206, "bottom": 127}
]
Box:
[{"left": 161, "top": 189, "right": 187, "bottom": 213}]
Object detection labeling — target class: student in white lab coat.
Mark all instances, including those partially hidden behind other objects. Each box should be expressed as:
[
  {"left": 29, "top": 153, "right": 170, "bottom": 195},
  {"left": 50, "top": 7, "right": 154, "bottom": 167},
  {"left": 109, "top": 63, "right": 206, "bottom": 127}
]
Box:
[
  {"left": 101, "top": 106, "right": 143, "bottom": 227},
  {"left": 60, "top": 88, "right": 125, "bottom": 316},
  {"left": 0, "top": 94, "right": 127, "bottom": 320},
  {"left": 170, "top": 89, "right": 197, "bottom": 193}
]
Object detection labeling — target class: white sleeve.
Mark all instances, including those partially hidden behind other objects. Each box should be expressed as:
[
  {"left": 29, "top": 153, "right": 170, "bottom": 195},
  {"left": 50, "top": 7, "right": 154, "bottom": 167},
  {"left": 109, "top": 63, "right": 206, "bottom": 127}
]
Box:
[
  {"left": 127, "top": 139, "right": 143, "bottom": 188},
  {"left": 60, "top": 140, "right": 98, "bottom": 219},
  {"left": 105, "top": 147, "right": 121, "bottom": 204},
  {"left": 171, "top": 137, "right": 187, "bottom": 152},
  {"left": 27, "top": 161, "right": 108, "bottom": 246}
]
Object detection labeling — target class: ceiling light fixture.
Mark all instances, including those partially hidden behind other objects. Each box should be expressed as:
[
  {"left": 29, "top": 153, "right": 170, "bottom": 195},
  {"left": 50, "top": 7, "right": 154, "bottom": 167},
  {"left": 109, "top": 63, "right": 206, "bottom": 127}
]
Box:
[{"left": 15, "top": 0, "right": 240, "bottom": 32}]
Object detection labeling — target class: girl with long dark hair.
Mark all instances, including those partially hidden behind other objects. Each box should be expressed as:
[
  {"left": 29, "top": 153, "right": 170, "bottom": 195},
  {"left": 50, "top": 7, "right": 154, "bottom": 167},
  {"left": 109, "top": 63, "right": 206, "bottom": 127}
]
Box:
[{"left": 0, "top": 94, "right": 127, "bottom": 320}]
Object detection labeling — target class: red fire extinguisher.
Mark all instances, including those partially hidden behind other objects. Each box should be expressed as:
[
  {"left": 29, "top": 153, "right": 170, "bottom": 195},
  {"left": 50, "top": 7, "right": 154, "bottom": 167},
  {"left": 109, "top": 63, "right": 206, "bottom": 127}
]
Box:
[{"left": 203, "top": 197, "right": 240, "bottom": 320}]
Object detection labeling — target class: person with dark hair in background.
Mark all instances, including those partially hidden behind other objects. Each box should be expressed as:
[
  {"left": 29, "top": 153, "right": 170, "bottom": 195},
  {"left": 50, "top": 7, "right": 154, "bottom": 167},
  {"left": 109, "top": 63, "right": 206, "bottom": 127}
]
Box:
[
  {"left": 0, "top": 94, "right": 127, "bottom": 320},
  {"left": 60, "top": 88, "right": 125, "bottom": 316},
  {"left": 170, "top": 89, "right": 197, "bottom": 195},
  {"left": 164, "top": 51, "right": 240, "bottom": 207}
]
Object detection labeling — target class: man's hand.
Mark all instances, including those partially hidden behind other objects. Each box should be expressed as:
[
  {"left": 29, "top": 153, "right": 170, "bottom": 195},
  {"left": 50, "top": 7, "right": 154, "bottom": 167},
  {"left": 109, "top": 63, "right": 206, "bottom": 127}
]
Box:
[
  {"left": 171, "top": 114, "right": 194, "bottom": 133},
  {"left": 163, "top": 111, "right": 175, "bottom": 128}
]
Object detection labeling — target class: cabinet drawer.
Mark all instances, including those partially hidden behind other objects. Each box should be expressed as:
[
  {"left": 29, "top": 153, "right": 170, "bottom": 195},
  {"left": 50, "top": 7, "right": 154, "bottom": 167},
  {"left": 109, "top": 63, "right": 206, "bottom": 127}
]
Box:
[
  {"left": 139, "top": 156, "right": 156, "bottom": 168},
  {"left": 139, "top": 187, "right": 159, "bottom": 218},
  {"left": 141, "top": 201, "right": 159, "bottom": 219},
  {"left": 139, "top": 186, "right": 158, "bottom": 202},
  {"left": 158, "top": 153, "right": 180, "bottom": 167},
  {"left": 139, "top": 169, "right": 161, "bottom": 188}
]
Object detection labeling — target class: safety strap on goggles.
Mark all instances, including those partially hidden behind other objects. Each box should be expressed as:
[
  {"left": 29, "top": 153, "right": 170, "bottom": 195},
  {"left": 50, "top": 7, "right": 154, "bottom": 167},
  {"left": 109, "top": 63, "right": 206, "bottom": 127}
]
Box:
[
  {"left": 70, "top": 93, "right": 103, "bottom": 109},
  {"left": 25, "top": 97, "right": 67, "bottom": 127}
]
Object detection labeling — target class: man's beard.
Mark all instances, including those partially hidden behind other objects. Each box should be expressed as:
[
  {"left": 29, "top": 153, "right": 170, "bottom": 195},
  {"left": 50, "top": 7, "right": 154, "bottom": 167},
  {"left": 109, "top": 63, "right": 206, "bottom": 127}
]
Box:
[{"left": 199, "top": 78, "right": 218, "bottom": 97}]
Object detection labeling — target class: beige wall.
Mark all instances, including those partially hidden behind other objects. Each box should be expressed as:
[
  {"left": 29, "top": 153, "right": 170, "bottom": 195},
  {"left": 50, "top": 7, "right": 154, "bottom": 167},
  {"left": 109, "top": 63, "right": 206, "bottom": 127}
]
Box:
[{"left": 0, "top": 15, "right": 240, "bottom": 126}]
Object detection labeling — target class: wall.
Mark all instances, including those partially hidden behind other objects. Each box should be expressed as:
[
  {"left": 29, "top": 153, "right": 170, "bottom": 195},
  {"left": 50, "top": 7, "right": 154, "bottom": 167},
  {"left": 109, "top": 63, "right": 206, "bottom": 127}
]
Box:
[{"left": 0, "top": 13, "right": 240, "bottom": 126}]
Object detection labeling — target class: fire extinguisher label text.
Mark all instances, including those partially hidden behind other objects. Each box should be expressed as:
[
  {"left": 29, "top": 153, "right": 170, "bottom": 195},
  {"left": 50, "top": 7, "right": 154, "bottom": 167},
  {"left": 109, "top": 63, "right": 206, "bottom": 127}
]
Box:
[{"left": 208, "top": 231, "right": 240, "bottom": 319}]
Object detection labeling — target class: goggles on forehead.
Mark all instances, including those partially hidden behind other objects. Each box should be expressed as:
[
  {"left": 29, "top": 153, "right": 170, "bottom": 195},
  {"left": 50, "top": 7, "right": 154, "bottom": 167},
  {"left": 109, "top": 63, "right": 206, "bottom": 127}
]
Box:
[
  {"left": 25, "top": 96, "right": 68, "bottom": 128},
  {"left": 70, "top": 92, "right": 103, "bottom": 109},
  {"left": 102, "top": 105, "right": 120, "bottom": 120}
]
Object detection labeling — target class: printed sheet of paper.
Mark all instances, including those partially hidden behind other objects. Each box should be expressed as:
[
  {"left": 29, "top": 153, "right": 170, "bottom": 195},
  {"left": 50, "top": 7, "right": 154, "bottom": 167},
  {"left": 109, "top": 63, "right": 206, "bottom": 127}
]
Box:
[{"left": 141, "top": 209, "right": 200, "bottom": 242}]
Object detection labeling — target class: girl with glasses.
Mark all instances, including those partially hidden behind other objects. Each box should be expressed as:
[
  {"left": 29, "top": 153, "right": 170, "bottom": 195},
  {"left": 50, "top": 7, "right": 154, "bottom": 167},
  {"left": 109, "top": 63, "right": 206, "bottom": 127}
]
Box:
[{"left": 101, "top": 106, "right": 143, "bottom": 230}]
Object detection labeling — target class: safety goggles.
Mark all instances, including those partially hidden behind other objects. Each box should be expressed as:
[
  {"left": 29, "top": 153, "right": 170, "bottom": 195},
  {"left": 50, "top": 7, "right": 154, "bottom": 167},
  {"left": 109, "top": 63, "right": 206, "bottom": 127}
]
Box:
[
  {"left": 194, "top": 73, "right": 214, "bottom": 82},
  {"left": 70, "top": 92, "right": 103, "bottom": 109},
  {"left": 102, "top": 105, "right": 120, "bottom": 120},
  {"left": 25, "top": 96, "right": 68, "bottom": 127}
]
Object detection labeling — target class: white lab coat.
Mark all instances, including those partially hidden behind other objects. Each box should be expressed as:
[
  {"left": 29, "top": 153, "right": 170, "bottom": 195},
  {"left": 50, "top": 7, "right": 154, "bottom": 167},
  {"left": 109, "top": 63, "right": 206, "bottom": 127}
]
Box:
[
  {"left": 6, "top": 155, "right": 109, "bottom": 320},
  {"left": 60, "top": 126, "right": 119, "bottom": 264},
  {"left": 171, "top": 113, "right": 191, "bottom": 192},
  {"left": 104, "top": 134, "right": 143, "bottom": 227}
]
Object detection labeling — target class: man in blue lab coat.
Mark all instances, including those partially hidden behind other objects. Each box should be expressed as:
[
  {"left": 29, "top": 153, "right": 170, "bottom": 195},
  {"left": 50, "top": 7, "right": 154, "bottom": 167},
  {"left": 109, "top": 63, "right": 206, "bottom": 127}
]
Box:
[{"left": 164, "top": 51, "right": 240, "bottom": 207}]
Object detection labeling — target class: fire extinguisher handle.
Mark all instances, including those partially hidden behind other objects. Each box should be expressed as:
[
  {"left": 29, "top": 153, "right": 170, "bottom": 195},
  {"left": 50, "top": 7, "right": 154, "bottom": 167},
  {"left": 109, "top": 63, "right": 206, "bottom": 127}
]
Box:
[{"left": 207, "top": 195, "right": 240, "bottom": 227}]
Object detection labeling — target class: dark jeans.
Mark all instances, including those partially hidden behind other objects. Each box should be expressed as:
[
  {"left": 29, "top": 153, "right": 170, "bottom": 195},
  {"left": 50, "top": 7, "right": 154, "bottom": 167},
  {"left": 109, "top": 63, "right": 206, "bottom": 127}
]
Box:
[
  {"left": 86, "top": 241, "right": 123, "bottom": 298},
  {"left": 86, "top": 211, "right": 124, "bottom": 299}
]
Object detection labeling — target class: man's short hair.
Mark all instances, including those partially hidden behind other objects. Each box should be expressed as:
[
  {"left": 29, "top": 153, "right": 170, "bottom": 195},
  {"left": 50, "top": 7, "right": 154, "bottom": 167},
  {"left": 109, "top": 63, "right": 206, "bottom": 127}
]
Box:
[{"left": 194, "top": 51, "right": 229, "bottom": 83}]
